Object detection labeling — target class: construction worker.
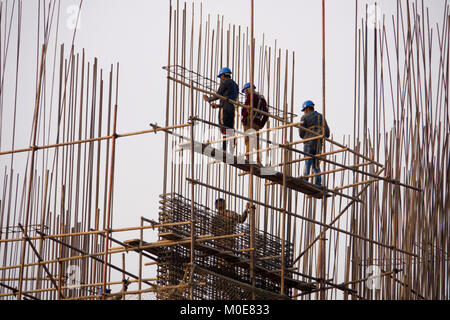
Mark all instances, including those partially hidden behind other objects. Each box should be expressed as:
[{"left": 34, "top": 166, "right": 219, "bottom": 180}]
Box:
[
  {"left": 203, "top": 67, "right": 239, "bottom": 152},
  {"left": 241, "top": 83, "right": 268, "bottom": 165},
  {"left": 299, "top": 100, "right": 330, "bottom": 186}
]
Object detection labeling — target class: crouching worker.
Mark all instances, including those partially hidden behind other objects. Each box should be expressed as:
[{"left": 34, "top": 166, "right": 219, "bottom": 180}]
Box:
[
  {"left": 241, "top": 83, "right": 269, "bottom": 165},
  {"left": 203, "top": 67, "right": 239, "bottom": 152}
]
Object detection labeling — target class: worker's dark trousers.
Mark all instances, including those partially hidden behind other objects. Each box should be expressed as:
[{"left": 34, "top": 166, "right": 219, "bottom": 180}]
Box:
[{"left": 303, "top": 141, "right": 322, "bottom": 185}]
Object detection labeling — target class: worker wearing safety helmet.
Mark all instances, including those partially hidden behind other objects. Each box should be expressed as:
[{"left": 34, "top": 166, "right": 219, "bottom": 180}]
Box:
[
  {"left": 203, "top": 67, "right": 239, "bottom": 151},
  {"left": 299, "top": 100, "right": 330, "bottom": 186}
]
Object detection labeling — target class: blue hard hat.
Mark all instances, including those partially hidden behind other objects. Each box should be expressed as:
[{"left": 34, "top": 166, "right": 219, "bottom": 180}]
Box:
[
  {"left": 217, "top": 67, "right": 232, "bottom": 78},
  {"left": 242, "top": 82, "right": 256, "bottom": 93},
  {"left": 302, "top": 100, "right": 315, "bottom": 111}
]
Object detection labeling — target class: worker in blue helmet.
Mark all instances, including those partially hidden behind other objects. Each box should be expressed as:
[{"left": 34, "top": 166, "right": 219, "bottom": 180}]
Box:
[
  {"left": 203, "top": 67, "right": 239, "bottom": 152},
  {"left": 299, "top": 100, "right": 330, "bottom": 186}
]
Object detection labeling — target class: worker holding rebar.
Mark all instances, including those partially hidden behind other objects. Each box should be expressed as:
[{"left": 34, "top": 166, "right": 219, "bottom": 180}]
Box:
[
  {"left": 299, "top": 100, "right": 330, "bottom": 186},
  {"left": 203, "top": 67, "right": 239, "bottom": 152},
  {"left": 241, "top": 83, "right": 269, "bottom": 165}
]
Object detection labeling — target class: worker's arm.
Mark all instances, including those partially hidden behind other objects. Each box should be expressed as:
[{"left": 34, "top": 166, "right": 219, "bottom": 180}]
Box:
[
  {"left": 202, "top": 95, "right": 220, "bottom": 108},
  {"left": 226, "top": 205, "right": 249, "bottom": 224},
  {"left": 244, "top": 93, "right": 251, "bottom": 106},
  {"left": 210, "top": 215, "right": 222, "bottom": 235}
]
